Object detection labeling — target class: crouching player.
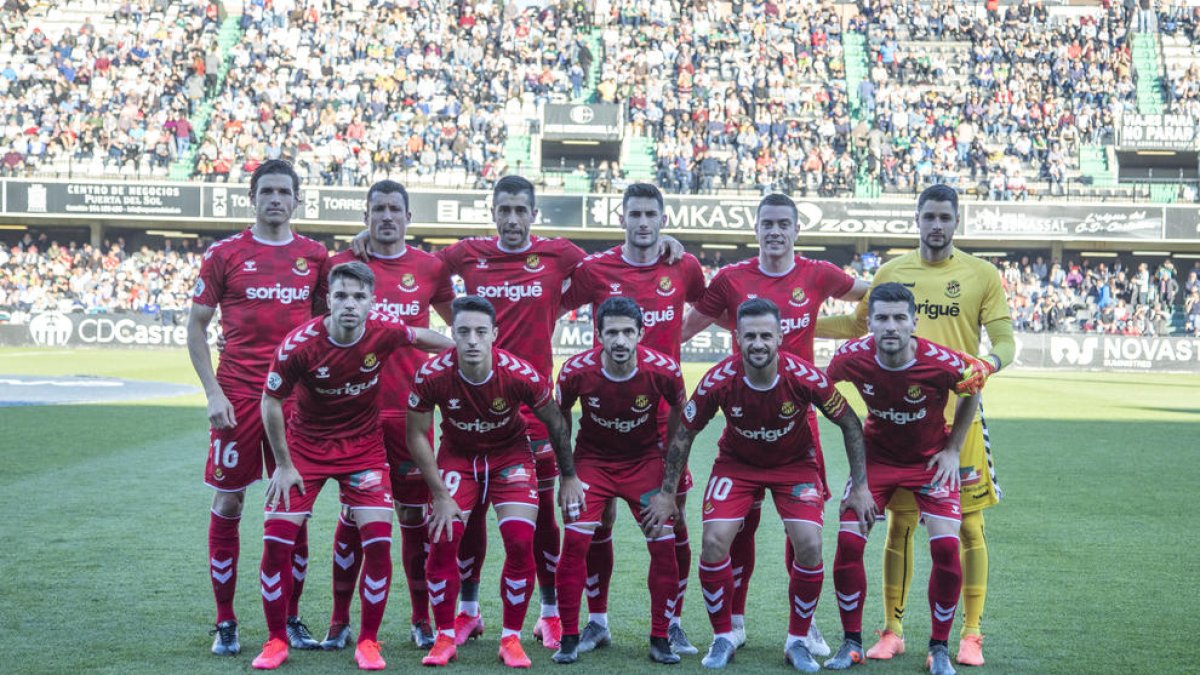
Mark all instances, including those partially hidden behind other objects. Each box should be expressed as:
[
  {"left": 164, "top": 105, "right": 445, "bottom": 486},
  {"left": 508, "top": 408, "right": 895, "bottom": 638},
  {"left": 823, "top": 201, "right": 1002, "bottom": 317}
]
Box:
[
  {"left": 551, "top": 297, "right": 687, "bottom": 664},
  {"left": 405, "top": 296, "right": 582, "bottom": 668},
  {"left": 253, "top": 261, "right": 452, "bottom": 670},
  {"left": 643, "top": 298, "right": 876, "bottom": 671},
  {"left": 823, "top": 282, "right": 982, "bottom": 675}
]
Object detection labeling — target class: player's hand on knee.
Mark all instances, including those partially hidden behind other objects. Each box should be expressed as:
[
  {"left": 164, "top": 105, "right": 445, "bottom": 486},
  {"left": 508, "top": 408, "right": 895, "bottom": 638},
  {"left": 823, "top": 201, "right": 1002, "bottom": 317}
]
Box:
[
  {"left": 207, "top": 391, "right": 237, "bottom": 428},
  {"left": 429, "top": 496, "right": 464, "bottom": 543},
  {"left": 266, "top": 466, "right": 304, "bottom": 511},
  {"left": 840, "top": 483, "right": 876, "bottom": 537},
  {"left": 927, "top": 448, "right": 961, "bottom": 492},
  {"left": 639, "top": 490, "right": 678, "bottom": 536},
  {"left": 558, "top": 475, "right": 586, "bottom": 523}
]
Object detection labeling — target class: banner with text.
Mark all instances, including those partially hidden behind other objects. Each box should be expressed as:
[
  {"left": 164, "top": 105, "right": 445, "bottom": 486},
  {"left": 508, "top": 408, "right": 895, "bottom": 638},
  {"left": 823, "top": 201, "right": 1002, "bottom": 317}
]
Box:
[
  {"left": 962, "top": 203, "right": 1166, "bottom": 240},
  {"left": 1013, "top": 333, "right": 1200, "bottom": 373}
]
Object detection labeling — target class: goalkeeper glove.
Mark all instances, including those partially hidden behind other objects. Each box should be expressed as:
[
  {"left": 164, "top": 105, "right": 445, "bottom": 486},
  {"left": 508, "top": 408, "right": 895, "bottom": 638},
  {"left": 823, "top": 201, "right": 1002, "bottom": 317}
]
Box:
[{"left": 955, "top": 353, "right": 998, "bottom": 396}]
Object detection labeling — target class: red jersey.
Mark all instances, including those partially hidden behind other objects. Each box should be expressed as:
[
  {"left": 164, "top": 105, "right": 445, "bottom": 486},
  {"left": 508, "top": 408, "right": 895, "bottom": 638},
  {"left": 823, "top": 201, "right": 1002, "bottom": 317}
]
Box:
[
  {"left": 408, "top": 347, "right": 553, "bottom": 456},
  {"left": 560, "top": 247, "right": 706, "bottom": 362},
  {"left": 682, "top": 352, "right": 849, "bottom": 468},
  {"left": 695, "top": 255, "right": 854, "bottom": 361},
  {"left": 321, "top": 248, "right": 454, "bottom": 417},
  {"left": 264, "top": 314, "right": 417, "bottom": 446},
  {"left": 438, "top": 235, "right": 585, "bottom": 379},
  {"left": 194, "top": 229, "right": 329, "bottom": 397},
  {"left": 555, "top": 345, "right": 686, "bottom": 462},
  {"left": 826, "top": 336, "right": 965, "bottom": 467}
]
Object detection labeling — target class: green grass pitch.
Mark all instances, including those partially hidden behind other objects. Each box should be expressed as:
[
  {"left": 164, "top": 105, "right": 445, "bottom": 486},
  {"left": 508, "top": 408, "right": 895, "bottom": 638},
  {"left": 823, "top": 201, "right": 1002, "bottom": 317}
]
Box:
[{"left": 1, "top": 347, "right": 1197, "bottom": 674}]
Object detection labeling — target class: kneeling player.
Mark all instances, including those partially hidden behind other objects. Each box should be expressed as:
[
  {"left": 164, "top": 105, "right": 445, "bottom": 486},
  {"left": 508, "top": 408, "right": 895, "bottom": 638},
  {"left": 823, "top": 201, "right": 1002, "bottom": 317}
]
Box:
[
  {"left": 824, "top": 282, "right": 982, "bottom": 675},
  {"left": 551, "top": 297, "right": 687, "bottom": 664},
  {"left": 253, "top": 262, "right": 452, "bottom": 670},
  {"left": 643, "top": 298, "right": 875, "bottom": 672},
  {"left": 406, "top": 296, "right": 582, "bottom": 668}
]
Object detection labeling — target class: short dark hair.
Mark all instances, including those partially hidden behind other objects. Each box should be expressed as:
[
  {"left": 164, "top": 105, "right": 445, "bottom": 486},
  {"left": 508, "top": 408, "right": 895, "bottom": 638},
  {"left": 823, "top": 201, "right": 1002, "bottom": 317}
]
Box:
[
  {"left": 868, "top": 281, "right": 917, "bottom": 315},
  {"left": 595, "top": 296, "right": 643, "bottom": 332},
  {"left": 366, "top": 179, "right": 410, "bottom": 211},
  {"left": 493, "top": 175, "right": 536, "bottom": 209},
  {"left": 622, "top": 182, "right": 664, "bottom": 214},
  {"left": 328, "top": 261, "right": 375, "bottom": 290},
  {"left": 917, "top": 184, "right": 959, "bottom": 215},
  {"left": 736, "top": 297, "right": 781, "bottom": 325},
  {"left": 451, "top": 295, "right": 496, "bottom": 325},
  {"left": 250, "top": 159, "right": 300, "bottom": 198},
  {"left": 756, "top": 193, "right": 798, "bottom": 224}
]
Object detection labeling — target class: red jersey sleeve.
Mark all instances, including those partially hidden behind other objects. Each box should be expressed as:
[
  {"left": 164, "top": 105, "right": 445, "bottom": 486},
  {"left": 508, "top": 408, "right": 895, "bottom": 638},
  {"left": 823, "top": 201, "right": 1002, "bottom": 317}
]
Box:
[
  {"left": 825, "top": 350, "right": 850, "bottom": 383},
  {"left": 521, "top": 371, "right": 554, "bottom": 410},
  {"left": 556, "top": 238, "right": 587, "bottom": 276},
  {"left": 813, "top": 258, "right": 856, "bottom": 299},
  {"left": 656, "top": 363, "right": 687, "bottom": 407},
  {"left": 784, "top": 356, "right": 849, "bottom": 420},
  {"left": 407, "top": 364, "right": 437, "bottom": 414},
  {"left": 264, "top": 335, "right": 306, "bottom": 400},
  {"left": 311, "top": 251, "right": 333, "bottom": 315},
  {"left": 194, "top": 246, "right": 226, "bottom": 308},
  {"left": 430, "top": 257, "right": 456, "bottom": 305},
  {"left": 682, "top": 361, "right": 729, "bottom": 432},
  {"left": 555, "top": 368, "right": 580, "bottom": 410},
  {"left": 436, "top": 240, "right": 469, "bottom": 274},
  {"left": 681, "top": 255, "right": 707, "bottom": 304},
  {"left": 694, "top": 270, "right": 732, "bottom": 319},
  {"left": 560, "top": 261, "right": 594, "bottom": 311}
]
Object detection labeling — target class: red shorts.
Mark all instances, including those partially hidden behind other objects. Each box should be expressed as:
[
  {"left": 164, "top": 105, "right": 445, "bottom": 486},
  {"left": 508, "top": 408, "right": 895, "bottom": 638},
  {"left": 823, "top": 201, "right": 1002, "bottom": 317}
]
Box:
[
  {"left": 205, "top": 395, "right": 294, "bottom": 491},
  {"left": 748, "top": 408, "right": 826, "bottom": 503},
  {"left": 574, "top": 456, "right": 673, "bottom": 526},
  {"left": 841, "top": 461, "right": 962, "bottom": 524},
  {"left": 265, "top": 433, "right": 393, "bottom": 517},
  {"left": 438, "top": 446, "right": 539, "bottom": 513},
  {"left": 381, "top": 414, "right": 431, "bottom": 508},
  {"left": 701, "top": 457, "right": 825, "bottom": 526}
]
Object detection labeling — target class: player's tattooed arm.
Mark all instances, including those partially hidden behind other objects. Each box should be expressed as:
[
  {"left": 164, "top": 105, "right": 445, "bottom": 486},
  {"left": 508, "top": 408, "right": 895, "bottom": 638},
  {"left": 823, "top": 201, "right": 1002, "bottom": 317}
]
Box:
[
  {"left": 829, "top": 405, "right": 876, "bottom": 535},
  {"left": 407, "top": 409, "right": 464, "bottom": 542},
  {"left": 261, "top": 394, "right": 304, "bottom": 511},
  {"left": 641, "top": 424, "right": 695, "bottom": 533},
  {"left": 534, "top": 402, "right": 585, "bottom": 520}
]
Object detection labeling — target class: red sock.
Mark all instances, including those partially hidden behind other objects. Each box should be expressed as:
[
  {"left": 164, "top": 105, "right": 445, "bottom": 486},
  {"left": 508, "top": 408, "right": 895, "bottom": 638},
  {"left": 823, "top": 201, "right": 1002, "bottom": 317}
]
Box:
[
  {"left": 788, "top": 562, "right": 824, "bottom": 637},
  {"left": 458, "top": 506, "right": 487, "bottom": 586},
  {"left": 535, "top": 487, "right": 560, "bottom": 603},
  {"left": 261, "top": 519, "right": 301, "bottom": 642},
  {"left": 647, "top": 534, "right": 679, "bottom": 638},
  {"left": 209, "top": 510, "right": 240, "bottom": 624},
  {"left": 929, "top": 535, "right": 962, "bottom": 642},
  {"left": 499, "top": 517, "right": 536, "bottom": 631},
  {"left": 585, "top": 525, "right": 614, "bottom": 614},
  {"left": 556, "top": 527, "right": 591, "bottom": 636},
  {"left": 287, "top": 521, "right": 308, "bottom": 617},
  {"left": 330, "top": 514, "right": 362, "bottom": 626},
  {"left": 833, "top": 530, "right": 868, "bottom": 634},
  {"left": 357, "top": 521, "right": 393, "bottom": 643},
  {"left": 400, "top": 519, "right": 431, "bottom": 624},
  {"left": 672, "top": 522, "right": 691, "bottom": 622},
  {"left": 730, "top": 504, "right": 761, "bottom": 616},
  {"left": 698, "top": 557, "right": 735, "bottom": 634},
  {"left": 426, "top": 521, "right": 465, "bottom": 631}
]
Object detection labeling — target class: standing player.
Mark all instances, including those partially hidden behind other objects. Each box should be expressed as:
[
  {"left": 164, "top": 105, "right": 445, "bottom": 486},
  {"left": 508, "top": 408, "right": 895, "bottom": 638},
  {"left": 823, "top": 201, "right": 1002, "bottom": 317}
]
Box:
[
  {"left": 680, "top": 193, "right": 869, "bottom": 653},
  {"left": 823, "top": 282, "right": 981, "bottom": 675},
  {"left": 318, "top": 180, "right": 455, "bottom": 650},
  {"left": 551, "top": 297, "right": 688, "bottom": 665},
  {"left": 188, "top": 160, "right": 330, "bottom": 655},
  {"left": 251, "top": 261, "right": 452, "bottom": 670},
  {"left": 559, "top": 182, "right": 707, "bottom": 654},
  {"left": 644, "top": 298, "right": 876, "bottom": 671},
  {"left": 405, "top": 296, "right": 583, "bottom": 668},
  {"left": 818, "top": 185, "right": 1014, "bottom": 665}
]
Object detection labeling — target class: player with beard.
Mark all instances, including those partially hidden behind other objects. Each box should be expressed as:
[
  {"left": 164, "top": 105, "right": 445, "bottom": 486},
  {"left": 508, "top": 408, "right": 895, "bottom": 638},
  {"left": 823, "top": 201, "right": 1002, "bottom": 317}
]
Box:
[
  {"left": 317, "top": 180, "right": 455, "bottom": 650},
  {"left": 644, "top": 298, "right": 876, "bottom": 671},
  {"left": 559, "top": 182, "right": 707, "bottom": 654},
  {"left": 680, "top": 193, "right": 869, "bottom": 654},
  {"left": 251, "top": 261, "right": 452, "bottom": 670},
  {"left": 189, "top": 160, "right": 330, "bottom": 656},
  {"left": 818, "top": 185, "right": 1013, "bottom": 666},
  {"left": 823, "top": 282, "right": 981, "bottom": 675}
]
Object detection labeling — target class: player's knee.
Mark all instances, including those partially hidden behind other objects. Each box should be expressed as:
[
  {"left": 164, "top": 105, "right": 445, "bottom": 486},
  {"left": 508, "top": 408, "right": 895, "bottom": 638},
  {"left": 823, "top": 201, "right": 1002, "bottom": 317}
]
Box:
[
  {"left": 959, "top": 511, "right": 985, "bottom": 547},
  {"left": 789, "top": 530, "right": 822, "bottom": 567},
  {"left": 600, "top": 500, "right": 617, "bottom": 527},
  {"left": 700, "top": 529, "right": 733, "bottom": 562},
  {"left": 885, "top": 509, "right": 920, "bottom": 539},
  {"left": 212, "top": 490, "right": 245, "bottom": 518},
  {"left": 499, "top": 518, "right": 536, "bottom": 556}
]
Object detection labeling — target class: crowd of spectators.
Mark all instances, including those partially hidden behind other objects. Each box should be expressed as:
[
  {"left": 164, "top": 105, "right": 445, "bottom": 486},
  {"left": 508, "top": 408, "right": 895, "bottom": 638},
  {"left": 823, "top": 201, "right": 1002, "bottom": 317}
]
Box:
[
  {"left": 1159, "top": 1, "right": 1200, "bottom": 120},
  {"left": 0, "top": 0, "right": 222, "bottom": 179},
  {"left": 193, "top": 0, "right": 594, "bottom": 187}
]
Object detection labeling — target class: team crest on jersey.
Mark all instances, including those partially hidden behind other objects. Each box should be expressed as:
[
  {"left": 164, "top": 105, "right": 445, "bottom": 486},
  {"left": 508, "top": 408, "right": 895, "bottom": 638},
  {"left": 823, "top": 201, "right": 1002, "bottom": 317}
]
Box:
[
  {"left": 193, "top": 278, "right": 206, "bottom": 298},
  {"left": 780, "top": 400, "right": 798, "bottom": 419},
  {"left": 213, "top": 467, "right": 225, "bottom": 481},
  {"left": 292, "top": 257, "right": 311, "bottom": 276},
  {"left": 524, "top": 254, "right": 544, "bottom": 273},
  {"left": 491, "top": 397, "right": 511, "bottom": 414},
  {"left": 904, "top": 385, "right": 926, "bottom": 404},
  {"left": 703, "top": 500, "right": 715, "bottom": 515},
  {"left": 945, "top": 280, "right": 961, "bottom": 299},
  {"left": 398, "top": 273, "right": 419, "bottom": 293},
  {"left": 632, "top": 394, "right": 651, "bottom": 412},
  {"left": 656, "top": 275, "right": 676, "bottom": 297},
  {"left": 361, "top": 352, "right": 380, "bottom": 373},
  {"left": 789, "top": 287, "right": 808, "bottom": 307}
]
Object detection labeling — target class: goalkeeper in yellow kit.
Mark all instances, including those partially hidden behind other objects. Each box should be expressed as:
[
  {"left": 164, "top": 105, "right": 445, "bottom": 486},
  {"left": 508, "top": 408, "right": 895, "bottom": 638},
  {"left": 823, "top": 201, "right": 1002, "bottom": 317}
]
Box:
[{"left": 818, "top": 185, "right": 1014, "bottom": 667}]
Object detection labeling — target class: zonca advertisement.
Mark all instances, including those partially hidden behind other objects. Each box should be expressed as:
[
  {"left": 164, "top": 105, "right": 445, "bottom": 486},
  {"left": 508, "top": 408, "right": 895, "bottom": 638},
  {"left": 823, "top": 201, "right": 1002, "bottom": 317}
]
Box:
[
  {"left": 1014, "top": 333, "right": 1200, "bottom": 373},
  {"left": 0, "top": 313, "right": 219, "bottom": 348}
]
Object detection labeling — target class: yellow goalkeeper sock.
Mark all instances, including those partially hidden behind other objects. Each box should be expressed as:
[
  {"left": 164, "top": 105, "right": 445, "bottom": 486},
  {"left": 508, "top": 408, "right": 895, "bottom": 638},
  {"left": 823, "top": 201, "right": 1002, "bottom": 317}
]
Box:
[
  {"left": 959, "top": 510, "right": 988, "bottom": 637},
  {"left": 881, "top": 509, "right": 919, "bottom": 636}
]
